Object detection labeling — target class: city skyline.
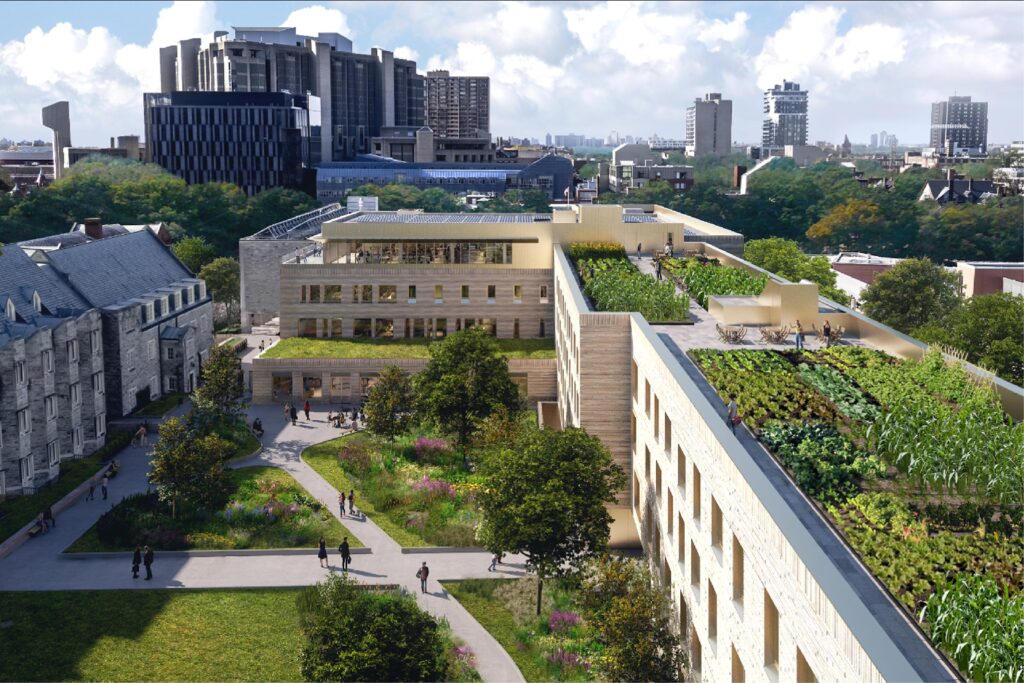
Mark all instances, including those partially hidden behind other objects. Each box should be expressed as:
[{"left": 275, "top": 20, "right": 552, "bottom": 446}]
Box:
[{"left": 0, "top": 1, "right": 1021, "bottom": 147}]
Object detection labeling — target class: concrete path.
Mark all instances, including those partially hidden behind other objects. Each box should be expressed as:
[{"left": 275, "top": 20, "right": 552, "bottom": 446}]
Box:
[{"left": 0, "top": 403, "right": 526, "bottom": 683}]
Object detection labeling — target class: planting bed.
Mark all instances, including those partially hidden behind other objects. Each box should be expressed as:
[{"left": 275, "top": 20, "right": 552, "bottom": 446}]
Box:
[
  {"left": 302, "top": 432, "right": 484, "bottom": 547},
  {"left": 690, "top": 346, "right": 1023, "bottom": 681},
  {"left": 568, "top": 243, "right": 688, "bottom": 322},
  {"left": 662, "top": 255, "right": 768, "bottom": 309}
]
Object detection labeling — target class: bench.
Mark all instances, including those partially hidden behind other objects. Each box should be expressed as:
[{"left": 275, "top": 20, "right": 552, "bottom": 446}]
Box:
[{"left": 27, "top": 524, "right": 45, "bottom": 538}]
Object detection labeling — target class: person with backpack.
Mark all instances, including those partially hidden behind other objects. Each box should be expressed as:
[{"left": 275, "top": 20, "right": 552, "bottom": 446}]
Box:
[
  {"left": 416, "top": 562, "right": 430, "bottom": 593},
  {"left": 338, "top": 537, "right": 351, "bottom": 572}
]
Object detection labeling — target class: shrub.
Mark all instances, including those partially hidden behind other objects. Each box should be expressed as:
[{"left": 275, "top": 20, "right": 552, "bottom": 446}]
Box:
[{"left": 412, "top": 437, "right": 450, "bottom": 461}]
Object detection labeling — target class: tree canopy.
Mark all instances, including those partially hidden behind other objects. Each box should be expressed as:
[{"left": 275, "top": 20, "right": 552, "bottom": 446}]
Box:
[
  {"left": 477, "top": 425, "right": 626, "bottom": 613},
  {"left": 364, "top": 364, "right": 415, "bottom": 441},
  {"left": 743, "top": 237, "right": 850, "bottom": 304},
  {"left": 198, "top": 257, "right": 241, "bottom": 326},
  {"left": 414, "top": 328, "right": 522, "bottom": 452},
  {"left": 172, "top": 236, "right": 217, "bottom": 274},
  {"left": 191, "top": 344, "right": 245, "bottom": 428},
  {"left": 148, "top": 417, "right": 234, "bottom": 518},
  {"left": 860, "top": 258, "right": 963, "bottom": 333}
]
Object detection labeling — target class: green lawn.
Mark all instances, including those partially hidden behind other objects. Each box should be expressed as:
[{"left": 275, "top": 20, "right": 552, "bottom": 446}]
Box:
[
  {"left": 263, "top": 336, "right": 556, "bottom": 360},
  {"left": 0, "top": 431, "right": 131, "bottom": 544},
  {"left": 133, "top": 393, "right": 186, "bottom": 417},
  {"left": 0, "top": 588, "right": 303, "bottom": 681},
  {"left": 302, "top": 435, "right": 427, "bottom": 547},
  {"left": 68, "top": 466, "right": 361, "bottom": 552}
]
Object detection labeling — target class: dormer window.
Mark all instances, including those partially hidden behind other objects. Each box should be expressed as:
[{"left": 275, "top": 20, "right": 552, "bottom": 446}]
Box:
[
  {"left": 32, "top": 291, "right": 42, "bottom": 314},
  {"left": 5, "top": 298, "right": 15, "bottom": 321}
]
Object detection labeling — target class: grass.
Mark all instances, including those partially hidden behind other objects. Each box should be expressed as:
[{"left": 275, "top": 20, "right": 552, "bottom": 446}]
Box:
[
  {"left": 302, "top": 435, "right": 427, "bottom": 547},
  {"left": 0, "top": 431, "right": 131, "bottom": 544},
  {"left": 132, "top": 393, "right": 186, "bottom": 417},
  {"left": 0, "top": 588, "right": 303, "bottom": 681},
  {"left": 443, "top": 578, "right": 596, "bottom": 682},
  {"left": 263, "top": 336, "right": 556, "bottom": 360},
  {"left": 67, "top": 466, "right": 361, "bottom": 552}
]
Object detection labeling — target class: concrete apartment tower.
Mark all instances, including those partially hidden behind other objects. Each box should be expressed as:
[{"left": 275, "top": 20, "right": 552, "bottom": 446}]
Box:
[
  {"left": 930, "top": 95, "right": 988, "bottom": 154},
  {"left": 425, "top": 70, "right": 490, "bottom": 138},
  {"left": 41, "top": 101, "right": 71, "bottom": 180},
  {"left": 685, "top": 93, "right": 732, "bottom": 157},
  {"left": 762, "top": 81, "right": 808, "bottom": 148}
]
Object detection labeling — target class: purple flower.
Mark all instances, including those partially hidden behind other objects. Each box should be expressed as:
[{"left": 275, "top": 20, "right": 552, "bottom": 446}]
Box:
[
  {"left": 546, "top": 649, "right": 582, "bottom": 668},
  {"left": 413, "top": 437, "right": 450, "bottom": 459},
  {"left": 411, "top": 475, "right": 456, "bottom": 500},
  {"left": 548, "top": 610, "right": 580, "bottom": 633}
]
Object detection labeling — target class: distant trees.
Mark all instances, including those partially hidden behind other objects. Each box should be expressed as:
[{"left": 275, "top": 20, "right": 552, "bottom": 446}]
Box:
[
  {"left": 172, "top": 236, "right": 217, "bottom": 273},
  {"left": 0, "top": 157, "right": 318, "bottom": 255},
  {"left": 860, "top": 258, "right": 963, "bottom": 333},
  {"left": 743, "top": 237, "right": 850, "bottom": 304},
  {"left": 806, "top": 199, "right": 887, "bottom": 251}
]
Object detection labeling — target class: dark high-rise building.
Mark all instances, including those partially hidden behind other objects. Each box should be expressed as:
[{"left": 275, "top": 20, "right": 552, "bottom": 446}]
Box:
[
  {"left": 930, "top": 96, "right": 988, "bottom": 154},
  {"left": 762, "top": 81, "right": 808, "bottom": 148},
  {"left": 425, "top": 70, "right": 489, "bottom": 138},
  {"left": 158, "top": 27, "right": 424, "bottom": 161},
  {"left": 144, "top": 91, "right": 318, "bottom": 195}
]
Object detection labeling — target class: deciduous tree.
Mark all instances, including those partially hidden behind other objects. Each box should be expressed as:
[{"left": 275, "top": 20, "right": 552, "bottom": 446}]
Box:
[
  {"left": 198, "top": 257, "right": 241, "bottom": 326},
  {"left": 364, "top": 364, "right": 415, "bottom": 441},
  {"left": 192, "top": 343, "right": 245, "bottom": 428},
  {"left": 148, "top": 417, "right": 233, "bottom": 517},
  {"left": 860, "top": 258, "right": 963, "bottom": 333},
  {"left": 172, "top": 236, "right": 218, "bottom": 273}
]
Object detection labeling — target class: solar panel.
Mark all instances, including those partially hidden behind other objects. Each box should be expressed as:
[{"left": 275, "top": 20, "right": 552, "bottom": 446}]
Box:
[{"left": 346, "top": 213, "right": 547, "bottom": 224}]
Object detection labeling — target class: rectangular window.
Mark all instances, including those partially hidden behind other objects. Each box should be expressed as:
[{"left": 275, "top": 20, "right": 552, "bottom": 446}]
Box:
[
  {"left": 513, "top": 318, "right": 520, "bottom": 338},
  {"left": 47, "top": 440, "right": 60, "bottom": 467},
  {"left": 691, "top": 628, "right": 702, "bottom": 674},
  {"left": 297, "top": 318, "right": 318, "bottom": 337},
  {"left": 353, "top": 319, "right": 372, "bottom": 337},
  {"left": 668, "top": 491, "right": 675, "bottom": 534},
  {"left": 73, "top": 427, "right": 83, "bottom": 453},
  {"left": 679, "top": 591, "right": 689, "bottom": 638},
  {"left": 15, "top": 360, "right": 26, "bottom": 385},
  {"left": 513, "top": 284, "right": 522, "bottom": 301},
  {"left": 45, "top": 395, "right": 58, "bottom": 421},
  {"left": 712, "top": 497, "right": 723, "bottom": 549},
  {"left": 708, "top": 581, "right": 718, "bottom": 641},
  {"left": 126, "top": 348, "right": 136, "bottom": 372},
  {"left": 733, "top": 535, "right": 745, "bottom": 604},
  {"left": 96, "top": 413, "right": 106, "bottom": 437},
  {"left": 645, "top": 446, "right": 651, "bottom": 480},
  {"left": 18, "top": 408, "right": 30, "bottom": 434},
  {"left": 435, "top": 319, "right": 447, "bottom": 338},
  {"left": 678, "top": 513, "right": 685, "bottom": 561},
  {"left": 434, "top": 285, "right": 443, "bottom": 302},
  {"left": 71, "top": 383, "right": 81, "bottom": 407},
  {"left": 91, "top": 330, "right": 102, "bottom": 355},
  {"left": 67, "top": 339, "right": 78, "bottom": 362},
  {"left": 93, "top": 372, "right": 105, "bottom": 394},
  {"left": 732, "top": 645, "right": 746, "bottom": 683},
  {"left": 331, "top": 319, "right": 342, "bottom": 337},
  {"left": 632, "top": 473, "right": 640, "bottom": 512},
  {"left": 323, "top": 285, "right": 342, "bottom": 303},
  {"left": 378, "top": 285, "right": 397, "bottom": 303},
  {"left": 308, "top": 285, "right": 321, "bottom": 303},
  {"left": 691, "top": 541, "right": 700, "bottom": 589},
  {"left": 764, "top": 591, "right": 779, "bottom": 670},
  {"left": 644, "top": 380, "right": 650, "bottom": 416},
  {"left": 664, "top": 415, "right": 672, "bottom": 452},
  {"left": 631, "top": 361, "right": 638, "bottom": 401},
  {"left": 797, "top": 648, "right": 817, "bottom": 683},
  {"left": 654, "top": 395, "right": 660, "bottom": 438},
  {"left": 656, "top": 462, "right": 662, "bottom": 500},
  {"left": 461, "top": 285, "right": 470, "bottom": 302},
  {"left": 693, "top": 464, "right": 702, "bottom": 522},
  {"left": 166, "top": 347, "right": 176, "bottom": 360},
  {"left": 148, "top": 340, "right": 157, "bottom": 360},
  {"left": 408, "top": 285, "right": 417, "bottom": 302},
  {"left": 487, "top": 284, "right": 496, "bottom": 301},
  {"left": 539, "top": 320, "right": 545, "bottom": 337},
  {"left": 42, "top": 349, "right": 54, "bottom": 373},
  {"left": 374, "top": 319, "right": 394, "bottom": 338},
  {"left": 20, "top": 456, "right": 34, "bottom": 484},
  {"left": 540, "top": 285, "right": 549, "bottom": 303}
]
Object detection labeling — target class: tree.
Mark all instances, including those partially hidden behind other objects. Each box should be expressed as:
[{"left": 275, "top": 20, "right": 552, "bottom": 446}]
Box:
[
  {"left": 860, "top": 258, "right": 963, "bottom": 333},
  {"left": 198, "top": 257, "right": 241, "bottom": 326},
  {"left": 172, "top": 236, "right": 217, "bottom": 273},
  {"left": 191, "top": 343, "right": 245, "bottom": 428},
  {"left": 913, "top": 293, "right": 1024, "bottom": 385},
  {"left": 477, "top": 425, "right": 627, "bottom": 614},
  {"left": 148, "top": 417, "right": 233, "bottom": 518},
  {"left": 806, "top": 198, "right": 887, "bottom": 251},
  {"left": 743, "top": 237, "right": 851, "bottom": 305},
  {"left": 297, "top": 574, "right": 447, "bottom": 682},
  {"left": 364, "top": 365, "right": 415, "bottom": 441},
  {"left": 415, "top": 328, "right": 522, "bottom": 454},
  {"left": 578, "top": 556, "right": 687, "bottom": 681}
]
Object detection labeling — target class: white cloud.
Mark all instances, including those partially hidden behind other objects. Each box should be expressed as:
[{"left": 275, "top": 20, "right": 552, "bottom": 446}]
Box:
[
  {"left": 281, "top": 5, "right": 353, "bottom": 39},
  {"left": 697, "top": 11, "right": 750, "bottom": 52},
  {"left": 117, "top": 0, "right": 219, "bottom": 91},
  {"left": 393, "top": 45, "right": 418, "bottom": 62}
]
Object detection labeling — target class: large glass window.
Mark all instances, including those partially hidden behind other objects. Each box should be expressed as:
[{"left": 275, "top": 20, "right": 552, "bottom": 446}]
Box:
[
  {"left": 353, "top": 319, "right": 372, "bottom": 337},
  {"left": 298, "top": 318, "right": 317, "bottom": 337},
  {"left": 323, "top": 285, "right": 342, "bottom": 303},
  {"left": 378, "top": 285, "right": 397, "bottom": 303},
  {"left": 375, "top": 319, "right": 394, "bottom": 338},
  {"left": 308, "top": 286, "right": 321, "bottom": 304}
]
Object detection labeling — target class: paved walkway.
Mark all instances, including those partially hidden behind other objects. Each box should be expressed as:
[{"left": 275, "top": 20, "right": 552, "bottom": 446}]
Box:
[{"left": 0, "top": 403, "right": 526, "bottom": 683}]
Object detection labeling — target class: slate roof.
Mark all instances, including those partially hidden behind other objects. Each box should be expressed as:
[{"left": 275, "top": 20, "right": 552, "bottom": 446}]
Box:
[
  {"left": 42, "top": 230, "right": 193, "bottom": 309},
  {"left": 159, "top": 326, "right": 190, "bottom": 341},
  {"left": 0, "top": 246, "right": 89, "bottom": 323},
  {"left": 923, "top": 179, "right": 997, "bottom": 204},
  {"left": 21, "top": 223, "right": 166, "bottom": 250}
]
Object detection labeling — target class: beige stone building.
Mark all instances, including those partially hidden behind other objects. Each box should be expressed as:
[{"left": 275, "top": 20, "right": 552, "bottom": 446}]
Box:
[{"left": 243, "top": 203, "right": 1022, "bottom": 682}]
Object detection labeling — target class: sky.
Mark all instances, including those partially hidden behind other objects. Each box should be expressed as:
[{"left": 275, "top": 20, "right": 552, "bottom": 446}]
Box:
[{"left": 1, "top": 1, "right": 1021, "bottom": 147}]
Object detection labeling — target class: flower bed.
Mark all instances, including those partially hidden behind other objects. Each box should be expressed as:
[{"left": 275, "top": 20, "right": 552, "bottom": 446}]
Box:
[
  {"left": 662, "top": 255, "right": 767, "bottom": 309},
  {"left": 690, "top": 346, "right": 1023, "bottom": 680},
  {"left": 68, "top": 467, "right": 358, "bottom": 551},
  {"left": 567, "top": 243, "right": 688, "bottom": 322},
  {"left": 303, "top": 432, "right": 483, "bottom": 547}
]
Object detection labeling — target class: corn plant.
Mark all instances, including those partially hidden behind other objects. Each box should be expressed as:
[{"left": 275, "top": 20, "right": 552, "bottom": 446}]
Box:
[
  {"left": 920, "top": 574, "right": 1024, "bottom": 682},
  {"left": 663, "top": 257, "right": 767, "bottom": 309},
  {"left": 573, "top": 253, "right": 688, "bottom": 321}
]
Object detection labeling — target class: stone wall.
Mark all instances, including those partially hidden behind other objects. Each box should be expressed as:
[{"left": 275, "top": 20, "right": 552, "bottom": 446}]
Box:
[{"left": 240, "top": 238, "right": 309, "bottom": 332}]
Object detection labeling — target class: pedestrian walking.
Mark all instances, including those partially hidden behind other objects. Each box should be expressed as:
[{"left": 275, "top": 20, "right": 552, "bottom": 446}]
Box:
[
  {"left": 86, "top": 482, "right": 95, "bottom": 501},
  {"left": 290, "top": 405, "right": 298, "bottom": 426},
  {"left": 339, "top": 537, "right": 351, "bottom": 572},
  {"left": 43, "top": 506, "right": 55, "bottom": 529},
  {"left": 794, "top": 320, "right": 804, "bottom": 351},
  {"left": 284, "top": 402, "right": 291, "bottom": 422},
  {"left": 727, "top": 394, "right": 739, "bottom": 433},
  {"left": 101, "top": 475, "right": 109, "bottom": 500},
  {"left": 823, "top": 319, "right": 832, "bottom": 348},
  {"left": 318, "top": 538, "right": 328, "bottom": 567},
  {"left": 489, "top": 554, "right": 499, "bottom": 572},
  {"left": 636, "top": 242, "right": 642, "bottom": 259},
  {"left": 132, "top": 545, "right": 142, "bottom": 579},
  {"left": 143, "top": 546, "right": 154, "bottom": 580},
  {"left": 303, "top": 400, "right": 311, "bottom": 421},
  {"left": 259, "top": 340, "right": 265, "bottom": 353},
  {"left": 140, "top": 423, "right": 149, "bottom": 447},
  {"left": 348, "top": 490, "right": 355, "bottom": 515},
  {"left": 338, "top": 492, "right": 346, "bottom": 517},
  {"left": 655, "top": 260, "right": 663, "bottom": 281},
  {"left": 416, "top": 561, "right": 430, "bottom": 593}
]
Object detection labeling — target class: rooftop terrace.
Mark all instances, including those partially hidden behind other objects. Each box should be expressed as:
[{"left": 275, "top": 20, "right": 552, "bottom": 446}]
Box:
[{"left": 340, "top": 212, "right": 552, "bottom": 224}]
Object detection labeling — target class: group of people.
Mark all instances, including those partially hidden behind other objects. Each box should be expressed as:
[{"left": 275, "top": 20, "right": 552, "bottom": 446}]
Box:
[
  {"left": 635, "top": 239, "right": 674, "bottom": 261},
  {"left": 282, "top": 401, "right": 311, "bottom": 425},
  {"left": 338, "top": 490, "right": 357, "bottom": 518},
  {"left": 32, "top": 507, "right": 56, "bottom": 534},
  {"left": 317, "top": 536, "right": 353, "bottom": 572},
  {"left": 791, "top": 319, "right": 835, "bottom": 350},
  {"left": 131, "top": 545, "right": 155, "bottom": 579}
]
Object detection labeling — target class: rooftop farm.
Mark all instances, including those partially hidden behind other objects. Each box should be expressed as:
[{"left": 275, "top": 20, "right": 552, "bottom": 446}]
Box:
[
  {"left": 661, "top": 255, "right": 768, "bottom": 309},
  {"left": 568, "top": 243, "right": 688, "bottom": 322},
  {"left": 690, "top": 347, "right": 1023, "bottom": 681}
]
